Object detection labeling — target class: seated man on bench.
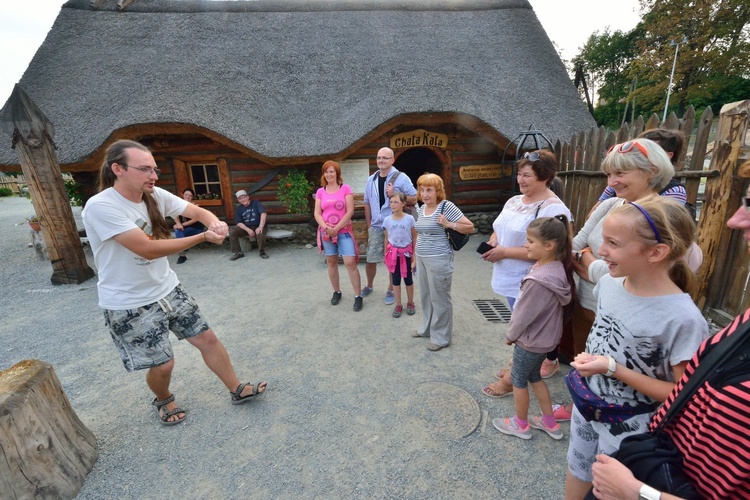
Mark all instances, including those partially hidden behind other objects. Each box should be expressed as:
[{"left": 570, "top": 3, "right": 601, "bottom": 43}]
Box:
[{"left": 229, "top": 189, "right": 269, "bottom": 260}]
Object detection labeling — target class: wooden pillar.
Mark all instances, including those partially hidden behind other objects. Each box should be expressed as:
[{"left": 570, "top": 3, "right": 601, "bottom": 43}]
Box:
[
  {"left": 0, "top": 360, "right": 98, "bottom": 498},
  {"left": 1, "top": 85, "right": 95, "bottom": 285},
  {"left": 695, "top": 99, "right": 750, "bottom": 309}
]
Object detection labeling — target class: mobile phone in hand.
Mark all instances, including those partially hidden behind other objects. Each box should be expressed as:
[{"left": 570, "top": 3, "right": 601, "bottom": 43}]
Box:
[{"left": 476, "top": 242, "right": 493, "bottom": 254}]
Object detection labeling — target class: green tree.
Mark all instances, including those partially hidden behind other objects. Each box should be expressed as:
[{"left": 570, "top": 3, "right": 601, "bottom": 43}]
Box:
[
  {"left": 571, "top": 0, "right": 750, "bottom": 126},
  {"left": 630, "top": 0, "right": 750, "bottom": 117},
  {"left": 573, "top": 28, "right": 641, "bottom": 126}
]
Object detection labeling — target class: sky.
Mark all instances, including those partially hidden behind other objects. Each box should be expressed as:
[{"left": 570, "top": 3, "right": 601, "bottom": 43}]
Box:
[{"left": 0, "top": 0, "right": 642, "bottom": 105}]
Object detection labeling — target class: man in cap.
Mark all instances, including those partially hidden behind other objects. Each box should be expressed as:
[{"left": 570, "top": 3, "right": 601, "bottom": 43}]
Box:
[{"left": 229, "top": 189, "right": 268, "bottom": 260}]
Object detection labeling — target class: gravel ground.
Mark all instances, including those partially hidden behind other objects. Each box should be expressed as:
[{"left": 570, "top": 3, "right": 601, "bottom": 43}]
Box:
[{"left": 0, "top": 196, "right": 572, "bottom": 499}]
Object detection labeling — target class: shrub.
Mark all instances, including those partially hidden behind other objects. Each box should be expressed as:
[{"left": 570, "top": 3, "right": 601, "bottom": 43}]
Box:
[
  {"left": 65, "top": 178, "right": 83, "bottom": 206},
  {"left": 277, "top": 169, "right": 314, "bottom": 214},
  {"left": 0, "top": 187, "right": 13, "bottom": 197}
]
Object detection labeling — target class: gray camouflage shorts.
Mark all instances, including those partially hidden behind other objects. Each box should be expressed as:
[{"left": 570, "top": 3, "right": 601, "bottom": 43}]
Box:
[
  {"left": 103, "top": 284, "right": 210, "bottom": 372},
  {"left": 366, "top": 226, "right": 385, "bottom": 263}
]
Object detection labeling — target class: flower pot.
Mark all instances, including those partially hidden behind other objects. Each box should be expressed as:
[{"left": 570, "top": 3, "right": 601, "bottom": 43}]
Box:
[{"left": 28, "top": 221, "right": 41, "bottom": 232}]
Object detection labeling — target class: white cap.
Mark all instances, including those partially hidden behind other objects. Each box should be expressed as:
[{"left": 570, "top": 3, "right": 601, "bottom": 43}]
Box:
[{"left": 235, "top": 190, "right": 248, "bottom": 198}]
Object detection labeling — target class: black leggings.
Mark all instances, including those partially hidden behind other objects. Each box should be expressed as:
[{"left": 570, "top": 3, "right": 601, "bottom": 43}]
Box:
[{"left": 391, "top": 256, "right": 413, "bottom": 287}]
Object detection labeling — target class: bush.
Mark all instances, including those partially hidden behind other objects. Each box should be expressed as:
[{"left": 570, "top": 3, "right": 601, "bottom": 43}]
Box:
[
  {"left": 65, "top": 178, "right": 83, "bottom": 206},
  {"left": 277, "top": 169, "right": 314, "bottom": 214},
  {"left": 0, "top": 187, "right": 13, "bottom": 197}
]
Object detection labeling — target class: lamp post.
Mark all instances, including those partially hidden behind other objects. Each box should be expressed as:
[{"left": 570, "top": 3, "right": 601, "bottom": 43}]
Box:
[{"left": 662, "top": 36, "right": 688, "bottom": 122}]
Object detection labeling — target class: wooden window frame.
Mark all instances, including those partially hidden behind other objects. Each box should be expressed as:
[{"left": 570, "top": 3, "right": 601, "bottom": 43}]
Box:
[{"left": 172, "top": 157, "right": 232, "bottom": 213}]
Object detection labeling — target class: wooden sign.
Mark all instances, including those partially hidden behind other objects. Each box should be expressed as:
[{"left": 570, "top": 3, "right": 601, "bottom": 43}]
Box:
[
  {"left": 391, "top": 129, "right": 448, "bottom": 149},
  {"left": 459, "top": 164, "right": 510, "bottom": 181}
]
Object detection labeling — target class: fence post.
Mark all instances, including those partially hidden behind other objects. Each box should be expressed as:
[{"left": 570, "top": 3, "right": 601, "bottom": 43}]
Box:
[{"left": 695, "top": 99, "right": 750, "bottom": 310}]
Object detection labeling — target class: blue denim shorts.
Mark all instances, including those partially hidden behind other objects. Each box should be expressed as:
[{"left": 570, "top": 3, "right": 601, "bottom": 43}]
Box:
[
  {"left": 103, "top": 285, "right": 210, "bottom": 372},
  {"left": 322, "top": 232, "right": 357, "bottom": 257}
]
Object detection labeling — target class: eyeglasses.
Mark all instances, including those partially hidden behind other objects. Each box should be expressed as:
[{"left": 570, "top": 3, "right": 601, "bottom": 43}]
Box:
[
  {"left": 630, "top": 202, "right": 662, "bottom": 243},
  {"left": 523, "top": 152, "right": 541, "bottom": 162},
  {"left": 743, "top": 196, "right": 750, "bottom": 213},
  {"left": 376, "top": 156, "right": 393, "bottom": 160},
  {"left": 123, "top": 164, "right": 162, "bottom": 176},
  {"left": 607, "top": 141, "right": 649, "bottom": 158}
]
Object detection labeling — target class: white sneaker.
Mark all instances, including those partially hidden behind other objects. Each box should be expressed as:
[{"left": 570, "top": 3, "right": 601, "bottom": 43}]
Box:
[
  {"left": 529, "top": 415, "right": 564, "bottom": 440},
  {"left": 492, "top": 417, "right": 531, "bottom": 440}
]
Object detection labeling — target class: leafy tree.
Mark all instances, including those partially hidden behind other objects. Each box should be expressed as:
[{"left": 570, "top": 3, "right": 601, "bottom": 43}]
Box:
[
  {"left": 630, "top": 0, "right": 750, "bottom": 117},
  {"left": 573, "top": 28, "right": 641, "bottom": 126},
  {"left": 572, "top": 0, "right": 750, "bottom": 126}
]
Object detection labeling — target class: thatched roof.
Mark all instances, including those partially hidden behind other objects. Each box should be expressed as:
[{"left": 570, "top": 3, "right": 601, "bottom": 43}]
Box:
[{"left": 0, "top": 0, "right": 595, "bottom": 166}]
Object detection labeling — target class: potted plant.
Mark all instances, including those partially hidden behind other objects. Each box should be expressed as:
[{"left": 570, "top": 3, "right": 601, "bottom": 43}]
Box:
[
  {"left": 277, "top": 169, "right": 314, "bottom": 214},
  {"left": 27, "top": 216, "right": 41, "bottom": 232}
]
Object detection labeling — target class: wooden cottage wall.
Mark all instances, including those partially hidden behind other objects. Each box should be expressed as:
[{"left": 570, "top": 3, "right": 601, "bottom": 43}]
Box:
[
  {"left": 346, "top": 123, "right": 512, "bottom": 215},
  {"left": 446, "top": 126, "right": 512, "bottom": 213}
]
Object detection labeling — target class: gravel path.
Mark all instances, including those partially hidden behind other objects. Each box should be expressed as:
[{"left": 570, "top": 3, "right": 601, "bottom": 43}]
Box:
[{"left": 0, "top": 196, "right": 572, "bottom": 499}]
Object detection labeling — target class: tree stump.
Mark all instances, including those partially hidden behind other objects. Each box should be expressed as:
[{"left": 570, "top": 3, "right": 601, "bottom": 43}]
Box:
[{"left": 0, "top": 360, "right": 98, "bottom": 498}]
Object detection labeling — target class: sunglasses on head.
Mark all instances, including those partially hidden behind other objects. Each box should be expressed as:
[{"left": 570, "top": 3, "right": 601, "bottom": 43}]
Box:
[
  {"left": 523, "top": 152, "right": 542, "bottom": 162},
  {"left": 607, "top": 141, "right": 649, "bottom": 158}
]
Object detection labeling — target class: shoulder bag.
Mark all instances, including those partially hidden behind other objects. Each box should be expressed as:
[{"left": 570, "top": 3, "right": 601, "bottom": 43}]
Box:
[{"left": 439, "top": 201, "right": 470, "bottom": 251}]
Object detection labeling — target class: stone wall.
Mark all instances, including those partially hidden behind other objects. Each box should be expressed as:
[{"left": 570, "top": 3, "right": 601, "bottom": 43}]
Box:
[{"left": 266, "top": 211, "right": 498, "bottom": 247}]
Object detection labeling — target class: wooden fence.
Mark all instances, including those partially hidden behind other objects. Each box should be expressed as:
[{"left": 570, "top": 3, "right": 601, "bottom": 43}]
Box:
[{"left": 553, "top": 99, "right": 750, "bottom": 326}]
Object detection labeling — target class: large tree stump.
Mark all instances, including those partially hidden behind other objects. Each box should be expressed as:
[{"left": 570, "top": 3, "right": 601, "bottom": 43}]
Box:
[{"left": 0, "top": 360, "right": 98, "bottom": 498}]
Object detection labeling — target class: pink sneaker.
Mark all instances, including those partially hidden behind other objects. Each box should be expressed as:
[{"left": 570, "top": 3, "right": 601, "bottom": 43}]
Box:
[
  {"left": 553, "top": 404, "right": 572, "bottom": 422},
  {"left": 540, "top": 359, "right": 560, "bottom": 379}
]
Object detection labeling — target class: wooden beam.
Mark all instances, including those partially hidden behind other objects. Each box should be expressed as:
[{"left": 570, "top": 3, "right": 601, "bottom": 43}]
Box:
[
  {"left": 696, "top": 99, "right": 750, "bottom": 309},
  {"left": 1, "top": 86, "right": 95, "bottom": 284}
]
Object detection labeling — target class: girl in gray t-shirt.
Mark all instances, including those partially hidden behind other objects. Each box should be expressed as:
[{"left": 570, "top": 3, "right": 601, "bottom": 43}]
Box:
[{"left": 564, "top": 197, "right": 708, "bottom": 495}]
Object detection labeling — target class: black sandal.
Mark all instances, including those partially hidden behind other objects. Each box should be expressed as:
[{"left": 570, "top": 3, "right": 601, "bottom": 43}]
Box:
[
  {"left": 152, "top": 394, "right": 186, "bottom": 425},
  {"left": 231, "top": 382, "right": 267, "bottom": 405}
]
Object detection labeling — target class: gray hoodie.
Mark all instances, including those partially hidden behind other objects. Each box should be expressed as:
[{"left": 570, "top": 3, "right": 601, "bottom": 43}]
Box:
[{"left": 506, "top": 260, "right": 572, "bottom": 353}]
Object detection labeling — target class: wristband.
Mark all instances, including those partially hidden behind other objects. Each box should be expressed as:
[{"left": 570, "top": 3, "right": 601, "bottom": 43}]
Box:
[
  {"left": 453, "top": 222, "right": 457, "bottom": 230},
  {"left": 605, "top": 356, "right": 617, "bottom": 377},
  {"left": 203, "top": 232, "right": 207, "bottom": 242},
  {"left": 638, "top": 484, "right": 661, "bottom": 500}
]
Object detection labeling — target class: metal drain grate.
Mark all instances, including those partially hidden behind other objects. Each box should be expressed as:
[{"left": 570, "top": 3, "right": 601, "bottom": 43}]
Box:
[{"left": 472, "top": 299, "right": 511, "bottom": 323}]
